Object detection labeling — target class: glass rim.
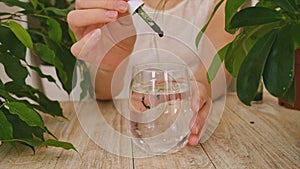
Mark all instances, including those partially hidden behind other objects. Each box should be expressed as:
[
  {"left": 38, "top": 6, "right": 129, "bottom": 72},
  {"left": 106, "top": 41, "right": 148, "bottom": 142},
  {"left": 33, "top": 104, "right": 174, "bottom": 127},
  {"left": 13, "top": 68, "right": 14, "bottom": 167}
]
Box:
[{"left": 132, "top": 62, "right": 188, "bottom": 73}]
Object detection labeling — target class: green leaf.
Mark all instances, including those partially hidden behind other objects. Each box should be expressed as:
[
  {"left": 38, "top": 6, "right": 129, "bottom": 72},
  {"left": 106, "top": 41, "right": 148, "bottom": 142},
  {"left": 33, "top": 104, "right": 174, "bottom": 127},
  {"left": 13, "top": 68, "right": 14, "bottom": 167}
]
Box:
[
  {"left": 0, "top": 0, "right": 32, "bottom": 10},
  {"left": 35, "top": 43, "right": 68, "bottom": 86},
  {"left": 0, "top": 110, "right": 13, "bottom": 140},
  {"left": 0, "top": 25, "right": 26, "bottom": 60},
  {"left": 8, "top": 21, "right": 33, "bottom": 51},
  {"left": 68, "top": 28, "right": 77, "bottom": 44},
  {"left": 225, "top": 24, "right": 276, "bottom": 76},
  {"left": 0, "top": 52, "right": 28, "bottom": 85},
  {"left": 279, "top": 79, "right": 295, "bottom": 104},
  {"left": 263, "top": 25, "right": 295, "bottom": 99},
  {"left": 207, "top": 43, "right": 231, "bottom": 83},
  {"left": 30, "top": 0, "right": 38, "bottom": 9},
  {"left": 28, "top": 65, "right": 57, "bottom": 84},
  {"left": 45, "top": 7, "right": 71, "bottom": 17},
  {"left": 273, "top": 0, "right": 297, "bottom": 13},
  {"left": 225, "top": 0, "right": 246, "bottom": 34},
  {"left": 54, "top": 0, "right": 71, "bottom": 8},
  {"left": 53, "top": 44, "right": 77, "bottom": 94},
  {"left": 196, "top": 0, "right": 225, "bottom": 47},
  {"left": 43, "top": 139, "right": 77, "bottom": 152},
  {"left": 0, "top": 80, "right": 15, "bottom": 102},
  {"left": 14, "top": 138, "right": 43, "bottom": 147},
  {"left": 291, "top": 23, "right": 300, "bottom": 49},
  {"left": 225, "top": 33, "right": 247, "bottom": 76},
  {"left": 4, "top": 82, "right": 64, "bottom": 118},
  {"left": 47, "top": 18, "right": 62, "bottom": 43},
  {"left": 34, "top": 91, "right": 65, "bottom": 118},
  {"left": 78, "top": 61, "right": 94, "bottom": 99},
  {"left": 4, "top": 138, "right": 77, "bottom": 152},
  {"left": 5, "top": 111, "right": 45, "bottom": 141},
  {"left": 5, "top": 102, "right": 45, "bottom": 129},
  {"left": 230, "top": 7, "right": 284, "bottom": 28},
  {"left": 237, "top": 30, "right": 277, "bottom": 105},
  {"left": 255, "top": 0, "right": 277, "bottom": 9}
]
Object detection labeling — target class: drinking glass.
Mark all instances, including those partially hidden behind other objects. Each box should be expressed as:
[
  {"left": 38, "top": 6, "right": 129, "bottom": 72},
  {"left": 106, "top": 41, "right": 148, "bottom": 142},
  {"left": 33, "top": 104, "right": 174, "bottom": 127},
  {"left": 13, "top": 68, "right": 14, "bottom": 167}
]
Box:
[{"left": 129, "top": 63, "right": 195, "bottom": 154}]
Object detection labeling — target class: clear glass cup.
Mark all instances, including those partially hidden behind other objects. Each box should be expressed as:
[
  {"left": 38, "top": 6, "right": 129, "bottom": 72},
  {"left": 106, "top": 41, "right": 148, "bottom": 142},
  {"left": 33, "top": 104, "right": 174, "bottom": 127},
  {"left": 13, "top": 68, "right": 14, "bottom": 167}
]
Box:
[{"left": 129, "top": 63, "right": 194, "bottom": 154}]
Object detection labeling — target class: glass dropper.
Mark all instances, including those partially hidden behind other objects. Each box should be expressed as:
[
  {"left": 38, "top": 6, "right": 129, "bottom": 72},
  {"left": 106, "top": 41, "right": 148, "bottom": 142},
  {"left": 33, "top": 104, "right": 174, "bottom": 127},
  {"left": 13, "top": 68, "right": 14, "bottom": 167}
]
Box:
[
  {"left": 135, "top": 6, "right": 164, "bottom": 37},
  {"left": 128, "top": 0, "right": 164, "bottom": 37}
]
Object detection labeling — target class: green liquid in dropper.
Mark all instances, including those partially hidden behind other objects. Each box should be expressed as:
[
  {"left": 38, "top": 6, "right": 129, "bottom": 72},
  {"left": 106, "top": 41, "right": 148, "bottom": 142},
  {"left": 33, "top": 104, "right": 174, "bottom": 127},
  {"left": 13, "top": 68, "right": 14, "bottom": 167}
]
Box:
[{"left": 136, "top": 6, "right": 164, "bottom": 37}]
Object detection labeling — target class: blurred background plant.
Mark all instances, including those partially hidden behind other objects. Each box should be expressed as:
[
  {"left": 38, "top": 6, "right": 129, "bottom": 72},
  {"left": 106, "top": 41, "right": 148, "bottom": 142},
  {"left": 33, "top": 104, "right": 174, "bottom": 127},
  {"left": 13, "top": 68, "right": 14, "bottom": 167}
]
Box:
[
  {"left": 0, "top": 0, "right": 92, "bottom": 152},
  {"left": 198, "top": 0, "right": 300, "bottom": 107}
]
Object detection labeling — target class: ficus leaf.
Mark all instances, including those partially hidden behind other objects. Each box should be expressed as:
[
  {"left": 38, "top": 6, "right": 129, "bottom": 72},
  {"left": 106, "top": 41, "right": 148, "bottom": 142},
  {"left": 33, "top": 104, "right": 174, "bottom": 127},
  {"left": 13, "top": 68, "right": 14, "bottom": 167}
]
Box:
[
  {"left": 5, "top": 111, "right": 45, "bottom": 141},
  {"left": 0, "top": 25, "right": 26, "bottom": 60},
  {"left": 230, "top": 7, "right": 284, "bottom": 28},
  {"left": 0, "top": 0, "right": 32, "bottom": 10},
  {"left": 47, "top": 18, "right": 62, "bottom": 43},
  {"left": 30, "top": 0, "right": 38, "bottom": 9},
  {"left": 4, "top": 138, "right": 77, "bottom": 152},
  {"left": 45, "top": 7, "right": 71, "bottom": 16},
  {"left": 0, "top": 52, "right": 28, "bottom": 85},
  {"left": 28, "top": 65, "right": 57, "bottom": 84},
  {"left": 0, "top": 0, "right": 76, "bottom": 153},
  {"left": 0, "top": 80, "right": 16, "bottom": 102},
  {"left": 53, "top": 44, "right": 77, "bottom": 94},
  {"left": 78, "top": 61, "right": 94, "bottom": 99},
  {"left": 237, "top": 30, "right": 277, "bottom": 105},
  {"left": 35, "top": 43, "right": 68, "bottom": 86},
  {"left": 14, "top": 138, "right": 43, "bottom": 147},
  {"left": 5, "top": 102, "right": 45, "bottom": 129},
  {"left": 263, "top": 25, "right": 295, "bottom": 99},
  {"left": 68, "top": 28, "right": 77, "bottom": 43},
  {"left": 8, "top": 21, "right": 33, "bottom": 51},
  {"left": 43, "top": 139, "right": 78, "bottom": 152},
  {"left": 33, "top": 91, "right": 65, "bottom": 118},
  {"left": 0, "top": 110, "right": 13, "bottom": 140},
  {"left": 4, "top": 82, "right": 65, "bottom": 118}
]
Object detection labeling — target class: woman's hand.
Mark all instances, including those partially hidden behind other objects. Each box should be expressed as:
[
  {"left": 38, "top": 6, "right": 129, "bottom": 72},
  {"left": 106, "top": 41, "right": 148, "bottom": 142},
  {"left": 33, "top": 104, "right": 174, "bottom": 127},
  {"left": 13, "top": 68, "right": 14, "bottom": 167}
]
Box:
[
  {"left": 67, "top": 0, "right": 137, "bottom": 100},
  {"left": 67, "top": 0, "right": 132, "bottom": 57},
  {"left": 188, "top": 73, "right": 212, "bottom": 145},
  {"left": 67, "top": 0, "right": 135, "bottom": 57}
]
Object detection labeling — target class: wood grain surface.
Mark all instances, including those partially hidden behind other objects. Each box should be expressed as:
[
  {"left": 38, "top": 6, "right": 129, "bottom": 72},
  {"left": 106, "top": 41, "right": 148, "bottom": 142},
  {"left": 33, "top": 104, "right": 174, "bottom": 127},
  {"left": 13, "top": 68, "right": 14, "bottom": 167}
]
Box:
[{"left": 0, "top": 93, "right": 299, "bottom": 169}]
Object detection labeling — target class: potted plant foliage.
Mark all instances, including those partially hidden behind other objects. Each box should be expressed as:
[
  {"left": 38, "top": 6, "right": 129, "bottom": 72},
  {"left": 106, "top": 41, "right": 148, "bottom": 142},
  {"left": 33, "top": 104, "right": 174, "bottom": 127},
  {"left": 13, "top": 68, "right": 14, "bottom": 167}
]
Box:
[
  {"left": 0, "top": 0, "right": 91, "bottom": 152},
  {"left": 198, "top": 0, "right": 300, "bottom": 109}
]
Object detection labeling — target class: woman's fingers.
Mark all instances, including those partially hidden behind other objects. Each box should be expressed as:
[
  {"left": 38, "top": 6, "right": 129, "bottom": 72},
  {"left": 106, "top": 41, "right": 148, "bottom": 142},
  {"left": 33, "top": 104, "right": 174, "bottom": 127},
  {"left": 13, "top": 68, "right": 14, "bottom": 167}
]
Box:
[
  {"left": 188, "top": 81, "right": 212, "bottom": 146},
  {"left": 67, "top": 9, "right": 118, "bottom": 37},
  {"left": 70, "top": 9, "right": 118, "bottom": 27},
  {"left": 71, "top": 14, "right": 136, "bottom": 61},
  {"left": 67, "top": 0, "right": 129, "bottom": 40},
  {"left": 71, "top": 29, "right": 101, "bottom": 58},
  {"left": 189, "top": 100, "right": 212, "bottom": 145},
  {"left": 75, "top": 0, "right": 128, "bottom": 12}
]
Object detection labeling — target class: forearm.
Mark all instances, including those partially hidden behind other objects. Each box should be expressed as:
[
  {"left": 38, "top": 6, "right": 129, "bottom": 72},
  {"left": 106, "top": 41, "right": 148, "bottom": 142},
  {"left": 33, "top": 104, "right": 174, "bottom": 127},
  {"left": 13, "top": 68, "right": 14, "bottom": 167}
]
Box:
[
  {"left": 94, "top": 37, "right": 135, "bottom": 100},
  {"left": 95, "top": 64, "right": 117, "bottom": 100}
]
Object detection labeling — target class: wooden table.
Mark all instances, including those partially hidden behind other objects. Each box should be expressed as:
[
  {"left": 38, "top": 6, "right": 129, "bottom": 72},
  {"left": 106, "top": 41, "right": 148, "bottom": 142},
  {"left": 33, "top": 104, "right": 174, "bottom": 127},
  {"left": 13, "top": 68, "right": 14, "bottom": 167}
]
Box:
[{"left": 0, "top": 93, "right": 299, "bottom": 169}]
